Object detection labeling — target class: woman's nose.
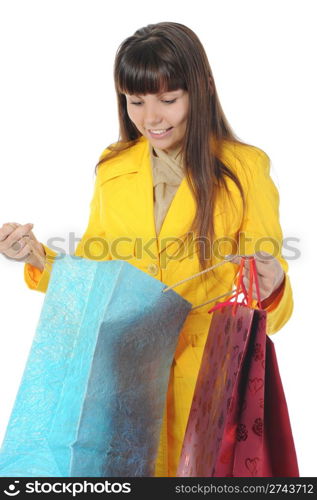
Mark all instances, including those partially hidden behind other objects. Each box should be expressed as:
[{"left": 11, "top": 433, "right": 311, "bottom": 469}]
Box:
[{"left": 143, "top": 105, "right": 162, "bottom": 127}]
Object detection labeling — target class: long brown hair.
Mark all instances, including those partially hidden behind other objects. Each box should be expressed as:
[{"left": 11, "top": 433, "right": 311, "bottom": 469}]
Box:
[{"left": 96, "top": 22, "right": 249, "bottom": 270}]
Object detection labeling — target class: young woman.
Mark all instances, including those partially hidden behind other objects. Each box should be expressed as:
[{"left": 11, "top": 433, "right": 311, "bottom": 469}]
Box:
[{"left": 0, "top": 22, "right": 292, "bottom": 477}]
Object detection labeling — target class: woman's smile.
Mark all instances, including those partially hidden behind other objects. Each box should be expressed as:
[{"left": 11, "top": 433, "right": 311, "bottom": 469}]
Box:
[
  {"left": 148, "top": 127, "right": 173, "bottom": 139},
  {"left": 125, "top": 89, "right": 189, "bottom": 153}
]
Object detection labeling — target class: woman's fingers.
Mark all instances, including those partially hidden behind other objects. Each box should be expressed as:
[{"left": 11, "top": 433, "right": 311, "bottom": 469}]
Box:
[
  {"left": 13, "top": 239, "right": 34, "bottom": 261},
  {"left": 11, "top": 237, "right": 29, "bottom": 252},
  {"left": 0, "top": 223, "right": 18, "bottom": 242},
  {"left": 0, "top": 222, "right": 46, "bottom": 269},
  {"left": 230, "top": 253, "right": 271, "bottom": 275},
  {"left": 0, "top": 223, "right": 34, "bottom": 259},
  {"left": 229, "top": 252, "right": 284, "bottom": 301},
  {"left": 6, "top": 224, "right": 33, "bottom": 247},
  {"left": 242, "top": 276, "right": 272, "bottom": 301}
]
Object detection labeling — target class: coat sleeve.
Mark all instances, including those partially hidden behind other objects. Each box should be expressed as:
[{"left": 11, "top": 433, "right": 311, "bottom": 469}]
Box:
[
  {"left": 236, "top": 148, "right": 293, "bottom": 335},
  {"left": 24, "top": 166, "right": 110, "bottom": 293}
]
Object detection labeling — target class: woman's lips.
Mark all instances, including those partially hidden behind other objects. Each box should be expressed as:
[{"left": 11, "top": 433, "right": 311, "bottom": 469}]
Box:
[{"left": 148, "top": 127, "right": 173, "bottom": 139}]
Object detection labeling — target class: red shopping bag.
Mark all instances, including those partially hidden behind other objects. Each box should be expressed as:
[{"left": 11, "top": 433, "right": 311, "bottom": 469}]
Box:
[{"left": 177, "top": 257, "right": 299, "bottom": 477}]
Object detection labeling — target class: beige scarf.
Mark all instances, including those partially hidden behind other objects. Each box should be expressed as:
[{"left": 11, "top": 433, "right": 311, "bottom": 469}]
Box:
[{"left": 150, "top": 144, "right": 184, "bottom": 234}]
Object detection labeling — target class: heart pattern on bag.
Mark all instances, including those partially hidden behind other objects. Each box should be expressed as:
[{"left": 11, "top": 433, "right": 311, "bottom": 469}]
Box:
[
  {"left": 177, "top": 304, "right": 267, "bottom": 478},
  {"left": 245, "top": 457, "right": 260, "bottom": 476},
  {"left": 248, "top": 377, "right": 264, "bottom": 394}
]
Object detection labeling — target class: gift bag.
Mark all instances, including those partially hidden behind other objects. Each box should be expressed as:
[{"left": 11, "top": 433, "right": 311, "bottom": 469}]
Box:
[
  {"left": 177, "top": 257, "right": 299, "bottom": 477},
  {"left": 0, "top": 255, "right": 192, "bottom": 477}
]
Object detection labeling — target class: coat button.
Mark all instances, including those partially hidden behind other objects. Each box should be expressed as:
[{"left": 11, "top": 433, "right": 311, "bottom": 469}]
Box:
[{"left": 147, "top": 263, "right": 159, "bottom": 275}]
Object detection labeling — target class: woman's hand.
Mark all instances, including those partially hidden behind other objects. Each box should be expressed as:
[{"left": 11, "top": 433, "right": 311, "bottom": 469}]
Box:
[
  {"left": 230, "top": 251, "right": 285, "bottom": 303},
  {"left": 0, "top": 222, "right": 46, "bottom": 271}
]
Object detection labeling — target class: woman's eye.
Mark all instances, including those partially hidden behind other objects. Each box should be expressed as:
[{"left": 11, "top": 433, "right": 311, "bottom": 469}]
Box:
[{"left": 129, "top": 98, "right": 176, "bottom": 105}]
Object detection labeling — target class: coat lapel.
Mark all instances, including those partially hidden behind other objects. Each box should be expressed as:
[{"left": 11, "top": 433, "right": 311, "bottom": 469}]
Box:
[
  {"left": 100, "top": 135, "right": 197, "bottom": 259},
  {"left": 139, "top": 136, "right": 197, "bottom": 256},
  {"left": 99, "top": 137, "right": 155, "bottom": 238},
  {"left": 157, "top": 178, "right": 196, "bottom": 254}
]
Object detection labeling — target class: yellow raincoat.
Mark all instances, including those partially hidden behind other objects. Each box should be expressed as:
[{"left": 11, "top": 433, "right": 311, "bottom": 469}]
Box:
[{"left": 24, "top": 135, "right": 293, "bottom": 477}]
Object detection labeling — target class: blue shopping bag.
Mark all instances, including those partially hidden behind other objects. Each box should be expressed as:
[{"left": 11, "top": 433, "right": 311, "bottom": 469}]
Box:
[{"left": 0, "top": 255, "right": 191, "bottom": 477}]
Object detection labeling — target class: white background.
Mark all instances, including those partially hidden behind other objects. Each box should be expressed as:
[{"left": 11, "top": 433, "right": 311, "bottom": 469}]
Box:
[{"left": 0, "top": 0, "right": 316, "bottom": 477}]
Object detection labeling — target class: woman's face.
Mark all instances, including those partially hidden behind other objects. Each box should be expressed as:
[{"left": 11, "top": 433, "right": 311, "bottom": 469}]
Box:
[{"left": 125, "top": 89, "right": 189, "bottom": 154}]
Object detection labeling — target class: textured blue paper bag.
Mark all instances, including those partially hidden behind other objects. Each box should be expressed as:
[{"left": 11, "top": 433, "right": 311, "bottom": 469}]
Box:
[{"left": 0, "top": 255, "right": 191, "bottom": 477}]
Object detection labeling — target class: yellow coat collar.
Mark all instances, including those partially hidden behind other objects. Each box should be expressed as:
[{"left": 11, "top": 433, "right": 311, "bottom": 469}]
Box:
[{"left": 98, "top": 136, "right": 197, "bottom": 255}]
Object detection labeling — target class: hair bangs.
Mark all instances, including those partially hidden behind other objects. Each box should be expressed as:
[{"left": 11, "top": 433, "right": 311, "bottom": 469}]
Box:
[{"left": 116, "top": 44, "right": 186, "bottom": 96}]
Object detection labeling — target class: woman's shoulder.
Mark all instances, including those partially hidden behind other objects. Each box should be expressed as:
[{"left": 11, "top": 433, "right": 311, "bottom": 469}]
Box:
[
  {"left": 220, "top": 138, "right": 269, "bottom": 167},
  {"left": 219, "top": 138, "right": 271, "bottom": 186},
  {"left": 95, "top": 136, "right": 146, "bottom": 182},
  {"left": 98, "top": 137, "right": 144, "bottom": 162}
]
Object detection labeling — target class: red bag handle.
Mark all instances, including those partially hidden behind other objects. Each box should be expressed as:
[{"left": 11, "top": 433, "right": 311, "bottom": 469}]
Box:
[{"left": 208, "top": 256, "right": 262, "bottom": 315}]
